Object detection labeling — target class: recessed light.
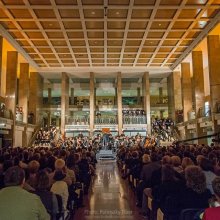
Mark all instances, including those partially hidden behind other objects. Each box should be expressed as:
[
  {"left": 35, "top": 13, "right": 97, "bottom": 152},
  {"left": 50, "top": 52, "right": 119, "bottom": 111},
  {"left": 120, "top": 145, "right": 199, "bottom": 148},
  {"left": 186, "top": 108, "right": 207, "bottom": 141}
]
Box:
[
  {"left": 116, "top": 11, "right": 120, "bottom": 15},
  {"left": 158, "top": 23, "right": 161, "bottom": 26},
  {"left": 91, "top": 11, "right": 95, "bottom": 15},
  {"left": 49, "top": 23, "right": 53, "bottom": 26}
]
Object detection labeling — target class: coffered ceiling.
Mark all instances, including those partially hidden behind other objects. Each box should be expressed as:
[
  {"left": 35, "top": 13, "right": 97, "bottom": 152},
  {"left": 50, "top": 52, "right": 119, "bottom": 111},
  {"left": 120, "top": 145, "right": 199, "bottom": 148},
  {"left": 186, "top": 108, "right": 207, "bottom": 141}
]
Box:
[{"left": 0, "top": 0, "right": 220, "bottom": 73}]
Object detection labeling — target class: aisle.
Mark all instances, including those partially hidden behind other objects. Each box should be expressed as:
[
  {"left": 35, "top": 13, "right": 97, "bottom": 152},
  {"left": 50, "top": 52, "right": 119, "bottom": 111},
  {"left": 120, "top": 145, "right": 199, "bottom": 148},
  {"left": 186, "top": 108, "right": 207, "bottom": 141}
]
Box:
[{"left": 74, "top": 160, "right": 142, "bottom": 220}]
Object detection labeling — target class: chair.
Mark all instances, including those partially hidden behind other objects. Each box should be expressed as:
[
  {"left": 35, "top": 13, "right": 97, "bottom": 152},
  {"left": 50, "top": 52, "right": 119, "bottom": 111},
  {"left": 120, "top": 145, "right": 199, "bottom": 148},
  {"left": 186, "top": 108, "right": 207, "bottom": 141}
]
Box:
[{"left": 179, "top": 208, "right": 204, "bottom": 220}]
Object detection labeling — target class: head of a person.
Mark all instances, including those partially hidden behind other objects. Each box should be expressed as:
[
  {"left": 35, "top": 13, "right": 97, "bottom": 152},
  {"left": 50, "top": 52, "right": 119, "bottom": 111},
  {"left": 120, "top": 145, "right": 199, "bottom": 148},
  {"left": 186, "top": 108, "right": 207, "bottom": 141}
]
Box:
[
  {"left": 196, "top": 155, "right": 205, "bottom": 166},
  {"left": 182, "top": 157, "right": 194, "bottom": 170},
  {"left": 142, "top": 154, "right": 151, "bottom": 164},
  {"left": 4, "top": 166, "right": 25, "bottom": 187},
  {"left": 171, "top": 156, "right": 181, "bottom": 167},
  {"left": 53, "top": 170, "right": 66, "bottom": 182},
  {"left": 28, "top": 160, "right": 40, "bottom": 174},
  {"left": 212, "top": 177, "right": 220, "bottom": 201},
  {"left": 162, "top": 165, "right": 176, "bottom": 182},
  {"left": 199, "top": 157, "right": 213, "bottom": 172},
  {"left": 185, "top": 165, "right": 207, "bottom": 194},
  {"left": 54, "top": 159, "right": 65, "bottom": 171},
  {"left": 162, "top": 155, "right": 172, "bottom": 165},
  {"left": 37, "top": 170, "right": 50, "bottom": 190}
]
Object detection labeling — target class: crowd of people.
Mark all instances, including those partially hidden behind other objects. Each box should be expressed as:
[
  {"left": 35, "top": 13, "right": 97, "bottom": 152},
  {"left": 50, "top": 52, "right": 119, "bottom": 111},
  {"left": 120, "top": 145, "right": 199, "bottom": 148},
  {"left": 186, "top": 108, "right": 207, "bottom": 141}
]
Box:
[
  {"left": 151, "top": 117, "right": 175, "bottom": 142},
  {"left": 1, "top": 122, "right": 220, "bottom": 220},
  {"left": 34, "top": 126, "right": 57, "bottom": 146},
  {"left": 0, "top": 143, "right": 97, "bottom": 220},
  {"left": 117, "top": 141, "right": 220, "bottom": 220}
]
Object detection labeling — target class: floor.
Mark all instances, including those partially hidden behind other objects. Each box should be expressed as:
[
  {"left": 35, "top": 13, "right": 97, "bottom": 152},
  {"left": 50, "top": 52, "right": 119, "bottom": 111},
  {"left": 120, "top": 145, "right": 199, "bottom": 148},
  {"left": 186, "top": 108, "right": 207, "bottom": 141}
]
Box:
[{"left": 74, "top": 160, "right": 143, "bottom": 220}]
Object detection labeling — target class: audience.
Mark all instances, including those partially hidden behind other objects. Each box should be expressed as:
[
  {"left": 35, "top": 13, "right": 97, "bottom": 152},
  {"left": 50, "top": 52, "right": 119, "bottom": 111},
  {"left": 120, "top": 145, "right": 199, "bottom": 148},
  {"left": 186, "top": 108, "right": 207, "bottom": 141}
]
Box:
[{"left": 0, "top": 166, "right": 50, "bottom": 220}]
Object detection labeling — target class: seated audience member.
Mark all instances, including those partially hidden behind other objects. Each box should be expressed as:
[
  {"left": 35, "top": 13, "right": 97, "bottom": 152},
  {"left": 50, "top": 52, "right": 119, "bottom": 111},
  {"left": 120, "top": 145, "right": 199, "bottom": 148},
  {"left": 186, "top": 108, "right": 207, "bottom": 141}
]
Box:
[
  {"left": 180, "top": 166, "right": 212, "bottom": 210},
  {"left": 200, "top": 158, "right": 217, "bottom": 195},
  {"left": 171, "top": 156, "right": 183, "bottom": 173},
  {"left": 35, "top": 170, "right": 58, "bottom": 217},
  {"left": 51, "top": 170, "right": 69, "bottom": 213},
  {"left": 181, "top": 157, "right": 194, "bottom": 175},
  {"left": 152, "top": 164, "right": 184, "bottom": 212},
  {"left": 26, "top": 160, "right": 40, "bottom": 189},
  {"left": 0, "top": 166, "right": 49, "bottom": 220},
  {"left": 136, "top": 153, "right": 160, "bottom": 207},
  {"left": 203, "top": 177, "right": 220, "bottom": 220},
  {"left": 49, "top": 159, "right": 72, "bottom": 186}
]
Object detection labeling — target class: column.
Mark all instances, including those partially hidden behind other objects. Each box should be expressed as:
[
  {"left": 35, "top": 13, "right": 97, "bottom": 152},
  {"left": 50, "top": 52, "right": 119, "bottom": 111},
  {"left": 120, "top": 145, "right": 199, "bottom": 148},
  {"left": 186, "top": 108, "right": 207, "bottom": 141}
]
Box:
[
  {"left": 61, "top": 72, "right": 69, "bottom": 135},
  {"left": 207, "top": 35, "right": 220, "bottom": 133},
  {"left": 159, "top": 87, "right": 164, "bottom": 118},
  {"left": 5, "top": 51, "right": 18, "bottom": 147},
  {"left": 48, "top": 88, "right": 52, "bottom": 105},
  {"left": 29, "top": 72, "right": 43, "bottom": 124},
  {"left": 90, "top": 72, "right": 95, "bottom": 135},
  {"left": 19, "top": 63, "right": 29, "bottom": 123},
  {"left": 167, "top": 71, "right": 182, "bottom": 121},
  {"left": 192, "top": 51, "right": 205, "bottom": 116},
  {"left": 137, "top": 87, "right": 141, "bottom": 105},
  {"left": 0, "top": 36, "right": 3, "bottom": 92},
  {"left": 70, "top": 88, "right": 74, "bottom": 105},
  {"left": 192, "top": 51, "right": 206, "bottom": 144},
  {"left": 142, "top": 72, "right": 151, "bottom": 135},
  {"left": 181, "top": 63, "right": 193, "bottom": 122},
  {"left": 117, "top": 72, "right": 123, "bottom": 135},
  {"left": 19, "top": 63, "right": 29, "bottom": 147}
]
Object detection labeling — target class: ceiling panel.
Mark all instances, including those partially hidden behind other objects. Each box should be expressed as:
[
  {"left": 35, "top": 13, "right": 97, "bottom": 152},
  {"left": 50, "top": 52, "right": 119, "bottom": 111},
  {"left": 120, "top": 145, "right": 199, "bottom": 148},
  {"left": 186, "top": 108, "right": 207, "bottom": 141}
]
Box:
[{"left": 0, "top": 0, "right": 219, "bottom": 69}]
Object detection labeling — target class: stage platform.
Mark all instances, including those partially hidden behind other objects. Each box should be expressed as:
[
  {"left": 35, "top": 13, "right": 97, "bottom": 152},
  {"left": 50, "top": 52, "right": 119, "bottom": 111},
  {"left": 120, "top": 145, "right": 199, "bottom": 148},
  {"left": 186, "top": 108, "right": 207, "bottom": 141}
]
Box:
[{"left": 97, "top": 150, "right": 116, "bottom": 160}]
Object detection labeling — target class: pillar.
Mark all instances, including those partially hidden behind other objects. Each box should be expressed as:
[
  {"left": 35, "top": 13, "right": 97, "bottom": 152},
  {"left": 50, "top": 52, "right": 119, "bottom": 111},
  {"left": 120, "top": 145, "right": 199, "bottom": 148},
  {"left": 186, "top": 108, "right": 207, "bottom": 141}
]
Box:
[
  {"left": 167, "top": 71, "right": 182, "bottom": 121},
  {"left": 18, "top": 63, "right": 29, "bottom": 147},
  {"left": 192, "top": 51, "right": 206, "bottom": 144},
  {"left": 19, "top": 63, "right": 29, "bottom": 123},
  {"left": 61, "top": 72, "right": 69, "bottom": 135},
  {"left": 5, "top": 51, "right": 18, "bottom": 147},
  {"left": 48, "top": 88, "right": 52, "bottom": 105},
  {"left": 207, "top": 35, "right": 220, "bottom": 133},
  {"left": 117, "top": 72, "right": 123, "bottom": 135},
  {"left": 181, "top": 63, "right": 193, "bottom": 122},
  {"left": 192, "top": 51, "right": 205, "bottom": 116},
  {"left": 159, "top": 87, "right": 164, "bottom": 118},
  {"left": 137, "top": 87, "right": 141, "bottom": 105},
  {"left": 0, "top": 36, "right": 3, "bottom": 93},
  {"left": 29, "top": 72, "right": 43, "bottom": 124},
  {"left": 142, "top": 72, "right": 151, "bottom": 135},
  {"left": 90, "top": 72, "right": 95, "bottom": 135},
  {"left": 70, "top": 88, "right": 74, "bottom": 105}
]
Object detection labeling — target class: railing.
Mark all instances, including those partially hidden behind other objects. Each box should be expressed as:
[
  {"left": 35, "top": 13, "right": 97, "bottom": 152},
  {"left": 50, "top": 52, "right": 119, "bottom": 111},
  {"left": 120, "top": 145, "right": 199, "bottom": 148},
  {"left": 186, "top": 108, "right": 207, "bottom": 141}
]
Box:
[
  {"left": 123, "top": 116, "right": 147, "bottom": 124},
  {"left": 0, "top": 109, "right": 12, "bottom": 119},
  {"left": 95, "top": 116, "right": 118, "bottom": 124},
  {"left": 66, "top": 116, "right": 89, "bottom": 125},
  {"left": 176, "top": 132, "right": 220, "bottom": 145}
]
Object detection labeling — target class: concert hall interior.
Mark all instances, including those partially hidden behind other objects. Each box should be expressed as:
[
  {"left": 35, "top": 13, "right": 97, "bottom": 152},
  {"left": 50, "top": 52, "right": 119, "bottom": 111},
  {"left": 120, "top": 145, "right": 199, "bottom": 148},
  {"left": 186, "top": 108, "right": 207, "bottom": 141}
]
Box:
[{"left": 0, "top": 0, "right": 220, "bottom": 220}]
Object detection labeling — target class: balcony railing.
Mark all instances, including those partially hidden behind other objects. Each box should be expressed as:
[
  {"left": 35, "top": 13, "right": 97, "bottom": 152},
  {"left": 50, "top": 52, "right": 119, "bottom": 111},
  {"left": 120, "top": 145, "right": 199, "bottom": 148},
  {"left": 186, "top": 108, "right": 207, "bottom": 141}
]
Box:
[
  {"left": 123, "top": 116, "right": 147, "bottom": 124},
  {"left": 95, "top": 116, "right": 118, "bottom": 124},
  {"left": 66, "top": 116, "right": 89, "bottom": 125}
]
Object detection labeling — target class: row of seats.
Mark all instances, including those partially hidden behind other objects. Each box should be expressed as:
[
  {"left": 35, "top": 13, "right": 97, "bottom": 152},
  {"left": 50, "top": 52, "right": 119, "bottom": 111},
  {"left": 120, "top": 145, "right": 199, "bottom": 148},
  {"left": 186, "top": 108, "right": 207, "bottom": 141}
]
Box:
[{"left": 117, "top": 143, "right": 220, "bottom": 220}]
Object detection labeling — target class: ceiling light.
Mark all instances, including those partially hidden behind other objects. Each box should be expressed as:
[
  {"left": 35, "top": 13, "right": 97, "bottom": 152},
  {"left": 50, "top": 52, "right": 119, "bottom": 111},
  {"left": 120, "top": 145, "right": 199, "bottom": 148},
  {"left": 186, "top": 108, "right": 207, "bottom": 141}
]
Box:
[
  {"left": 116, "top": 11, "right": 120, "bottom": 15},
  {"left": 158, "top": 23, "right": 161, "bottom": 26},
  {"left": 49, "top": 23, "right": 53, "bottom": 26},
  {"left": 91, "top": 11, "right": 95, "bottom": 15}
]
